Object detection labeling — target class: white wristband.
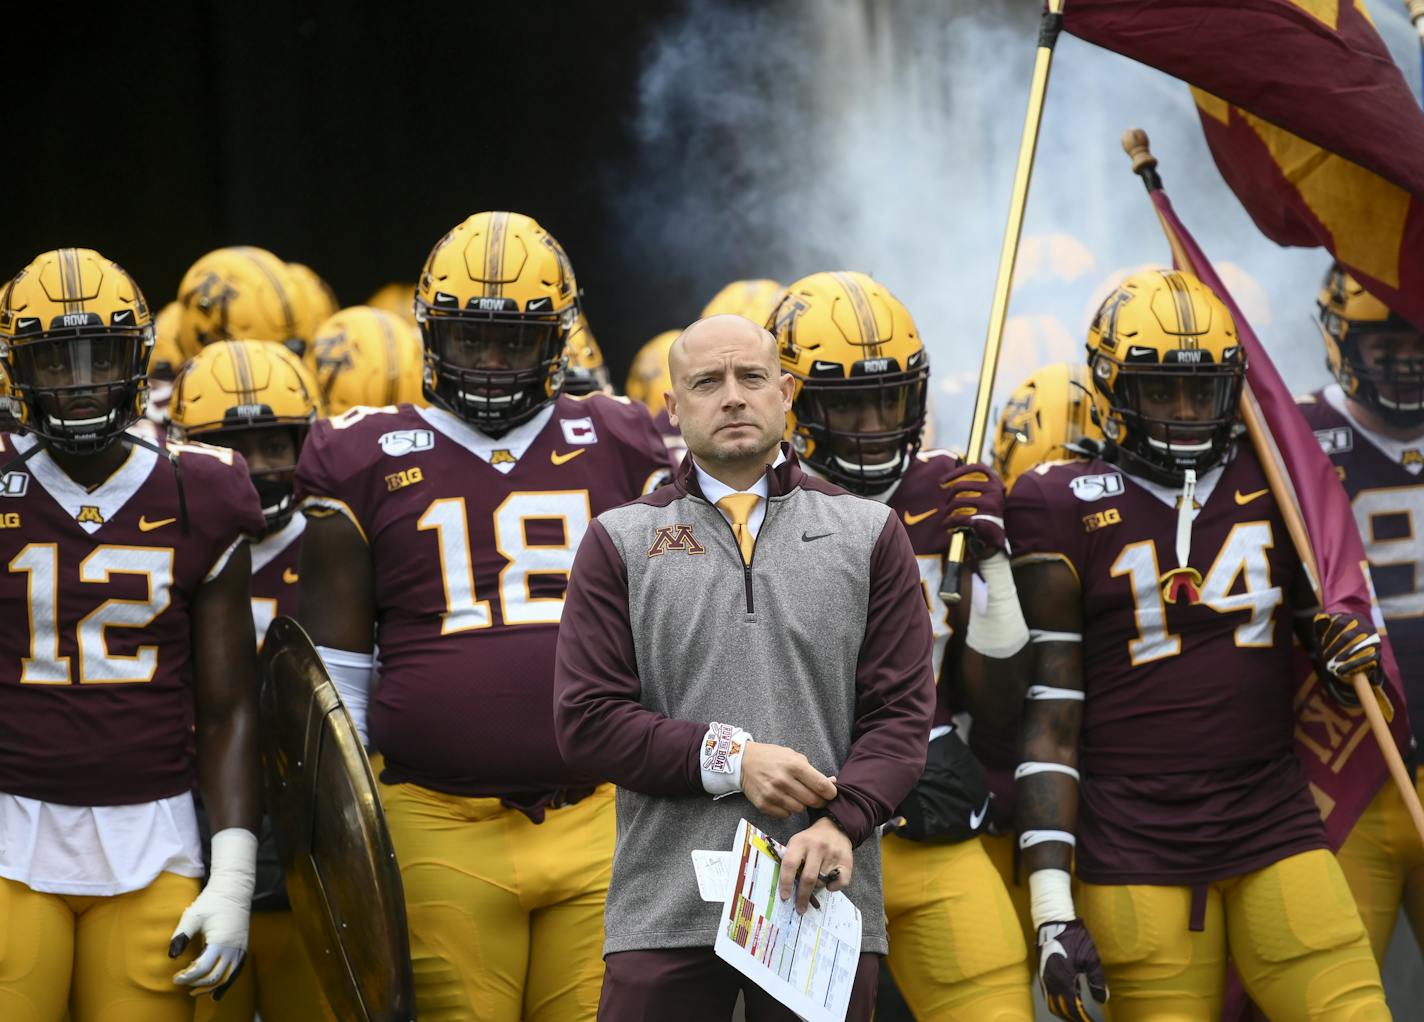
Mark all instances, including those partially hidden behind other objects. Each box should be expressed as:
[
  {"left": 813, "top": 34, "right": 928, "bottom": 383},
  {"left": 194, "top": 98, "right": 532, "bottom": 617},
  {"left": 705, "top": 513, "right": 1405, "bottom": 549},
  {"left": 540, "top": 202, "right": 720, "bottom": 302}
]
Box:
[
  {"left": 965, "top": 552, "right": 1030, "bottom": 658},
  {"left": 317, "top": 645, "right": 374, "bottom": 747},
  {"left": 1029, "top": 868, "right": 1076, "bottom": 930},
  {"left": 209, "top": 828, "right": 259, "bottom": 892},
  {"left": 700, "top": 722, "right": 753, "bottom": 798}
]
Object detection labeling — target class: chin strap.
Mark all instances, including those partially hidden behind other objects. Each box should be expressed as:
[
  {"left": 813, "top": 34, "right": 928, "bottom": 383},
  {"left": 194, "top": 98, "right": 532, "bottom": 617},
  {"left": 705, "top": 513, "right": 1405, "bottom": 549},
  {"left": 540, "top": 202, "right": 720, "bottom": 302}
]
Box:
[{"left": 1174, "top": 467, "right": 1196, "bottom": 572}]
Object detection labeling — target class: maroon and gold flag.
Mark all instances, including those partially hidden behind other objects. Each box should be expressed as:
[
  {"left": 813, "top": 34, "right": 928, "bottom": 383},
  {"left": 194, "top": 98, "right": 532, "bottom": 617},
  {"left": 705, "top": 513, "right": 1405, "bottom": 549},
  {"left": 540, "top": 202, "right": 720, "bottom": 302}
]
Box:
[
  {"left": 1065, "top": 0, "right": 1424, "bottom": 326},
  {"left": 1147, "top": 185, "right": 1411, "bottom": 850}
]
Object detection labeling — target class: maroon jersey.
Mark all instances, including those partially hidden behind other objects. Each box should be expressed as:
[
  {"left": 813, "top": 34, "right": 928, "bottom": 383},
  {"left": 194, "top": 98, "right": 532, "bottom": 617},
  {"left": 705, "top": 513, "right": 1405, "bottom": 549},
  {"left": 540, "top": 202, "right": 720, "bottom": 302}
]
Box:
[
  {"left": 1300, "top": 385, "right": 1424, "bottom": 756},
  {"left": 250, "top": 515, "right": 304, "bottom": 650},
  {"left": 0, "top": 434, "right": 264, "bottom": 806},
  {"left": 1007, "top": 446, "right": 1326, "bottom": 884},
  {"left": 295, "top": 396, "right": 672, "bottom": 807}
]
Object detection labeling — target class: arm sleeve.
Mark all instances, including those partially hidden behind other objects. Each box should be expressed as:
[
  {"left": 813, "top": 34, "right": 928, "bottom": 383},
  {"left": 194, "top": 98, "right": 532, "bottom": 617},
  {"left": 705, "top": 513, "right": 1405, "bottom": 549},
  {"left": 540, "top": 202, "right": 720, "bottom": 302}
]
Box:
[
  {"left": 1006, "top": 469, "right": 1081, "bottom": 579},
  {"left": 294, "top": 421, "right": 368, "bottom": 539},
  {"left": 554, "top": 519, "right": 707, "bottom": 795},
  {"left": 828, "top": 513, "right": 937, "bottom": 846}
]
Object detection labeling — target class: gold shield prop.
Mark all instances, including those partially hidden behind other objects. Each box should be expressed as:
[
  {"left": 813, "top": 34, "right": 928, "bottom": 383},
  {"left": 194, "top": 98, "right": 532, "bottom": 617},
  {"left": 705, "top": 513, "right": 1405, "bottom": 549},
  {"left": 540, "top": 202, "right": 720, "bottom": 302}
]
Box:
[{"left": 259, "top": 616, "right": 416, "bottom": 1021}]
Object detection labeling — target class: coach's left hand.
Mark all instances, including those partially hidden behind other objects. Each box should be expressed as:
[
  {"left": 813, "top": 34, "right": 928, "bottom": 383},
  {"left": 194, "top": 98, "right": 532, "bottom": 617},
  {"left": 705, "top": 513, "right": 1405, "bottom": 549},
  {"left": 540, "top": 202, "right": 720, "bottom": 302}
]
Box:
[{"left": 778, "top": 816, "right": 852, "bottom": 915}]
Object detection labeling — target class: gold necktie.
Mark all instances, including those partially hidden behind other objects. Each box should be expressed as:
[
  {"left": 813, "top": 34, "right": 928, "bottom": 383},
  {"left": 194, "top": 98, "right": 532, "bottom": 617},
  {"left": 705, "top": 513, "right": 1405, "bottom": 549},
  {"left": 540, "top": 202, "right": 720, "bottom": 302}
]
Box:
[{"left": 717, "top": 492, "right": 760, "bottom": 565}]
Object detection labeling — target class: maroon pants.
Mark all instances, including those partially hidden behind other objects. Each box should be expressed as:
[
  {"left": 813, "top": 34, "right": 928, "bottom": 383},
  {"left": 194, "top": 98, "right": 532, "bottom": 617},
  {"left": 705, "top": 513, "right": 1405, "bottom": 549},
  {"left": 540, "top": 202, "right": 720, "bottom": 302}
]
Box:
[{"left": 599, "top": 947, "right": 880, "bottom": 1021}]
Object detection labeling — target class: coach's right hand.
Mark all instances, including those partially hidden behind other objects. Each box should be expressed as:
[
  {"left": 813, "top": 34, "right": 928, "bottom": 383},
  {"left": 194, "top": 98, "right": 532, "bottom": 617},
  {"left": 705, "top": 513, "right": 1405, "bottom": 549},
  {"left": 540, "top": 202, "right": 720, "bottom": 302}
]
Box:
[{"left": 741, "top": 743, "right": 838, "bottom": 818}]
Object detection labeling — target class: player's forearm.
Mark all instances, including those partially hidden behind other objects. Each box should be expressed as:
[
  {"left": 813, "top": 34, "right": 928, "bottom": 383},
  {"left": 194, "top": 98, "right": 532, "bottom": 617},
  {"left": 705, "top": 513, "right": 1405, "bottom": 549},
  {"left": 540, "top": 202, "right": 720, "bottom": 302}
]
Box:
[
  {"left": 297, "top": 512, "right": 376, "bottom": 653},
  {"left": 1016, "top": 636, "right": 1082, "bottom": 873},
  {"left": 198, "top": 705, "right": 260, "bottom": 833},
  {"left": 957, "top": 641, "right": 1032, "bottom": 728}
]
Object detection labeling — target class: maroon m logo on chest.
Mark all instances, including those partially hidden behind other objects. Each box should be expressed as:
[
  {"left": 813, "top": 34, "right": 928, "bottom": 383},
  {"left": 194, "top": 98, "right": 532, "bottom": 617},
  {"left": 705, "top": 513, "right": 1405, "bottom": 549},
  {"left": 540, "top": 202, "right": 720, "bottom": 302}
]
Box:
[{"left": 648, "top": 524, "right": 706, "bottom": 557}]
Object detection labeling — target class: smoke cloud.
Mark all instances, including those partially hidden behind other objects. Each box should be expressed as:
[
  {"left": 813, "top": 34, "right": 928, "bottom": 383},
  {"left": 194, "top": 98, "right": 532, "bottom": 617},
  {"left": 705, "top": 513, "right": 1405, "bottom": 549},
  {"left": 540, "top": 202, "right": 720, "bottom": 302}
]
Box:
[{"left": 616, "top": 0, "right": 1422, "bottom": 449}]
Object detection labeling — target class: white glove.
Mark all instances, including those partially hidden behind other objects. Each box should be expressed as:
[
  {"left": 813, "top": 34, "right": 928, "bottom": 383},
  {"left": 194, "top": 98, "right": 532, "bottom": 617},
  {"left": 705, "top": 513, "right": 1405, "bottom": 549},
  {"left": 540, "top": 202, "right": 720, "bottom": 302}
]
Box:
[{"left": 170, "top": 827, "right": 257, "bottom": 997}]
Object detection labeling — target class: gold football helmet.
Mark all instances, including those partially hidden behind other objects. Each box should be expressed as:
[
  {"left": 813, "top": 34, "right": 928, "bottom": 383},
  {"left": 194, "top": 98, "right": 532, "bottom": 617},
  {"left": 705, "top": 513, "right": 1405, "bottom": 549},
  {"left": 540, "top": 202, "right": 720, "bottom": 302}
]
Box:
[
  {"left": 149, "top": 300, "right": 186, "bottom": 381},
  {"left": 562, "top": 312, "right": 611, "bottom": 396},
  {"left": 701, "top": 279, "right": 785, "bottom": 324},
  {"left": 311, "top": 306, "right": 426, "bottom": 414},
  {"left": 1086, "top": 268, "right": 1244, "bottom": 482},
  {"left": 176, "top": 246, "right": 306, "bottom": 358},
  {"left": 415, "top": 211, "right": 578, "bottom": 433},
  {"left": 288, "top": 262, "right": 341, "bottom": 348},
  {"left": 771, "top": 271, "right": 928, "bottom": 494},
  {"left": 0, "top": 248, "right": 154, "bottom": 453},
  {"left": 992, "top": 363, "right": 1103, "bottom": 491},
  {"left": 1318, "top": 262, "right": 1424, "bottom": 426},
  {"left": 366, "top": 281, "right": 417, "bottom": 323},
  {"left": 625, "top": 329, "right": 678, "bottom": 415},
  {"left": 170, "top": 339, "right": 322, "bottom": 528}
]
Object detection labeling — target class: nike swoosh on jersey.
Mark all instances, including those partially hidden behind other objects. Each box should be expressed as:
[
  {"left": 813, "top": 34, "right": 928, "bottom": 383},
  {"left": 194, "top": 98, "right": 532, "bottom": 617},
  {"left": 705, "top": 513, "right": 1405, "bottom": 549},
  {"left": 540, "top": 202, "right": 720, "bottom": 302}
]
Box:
[
  {"left": 550, "top": 449, "right": 586, "bottom": 465},
  {"left": 802, "top": 531, "right": 834, "bottom": 542},
  {"left": 1234, "top": 488, "right": 1269, "bottom": 505},
  {"left": 282, "top": 568, "right": 299, "bottom": 584},
  {"left": 902, "top": 508, "right": 937, "bottom": 526},
  {"left": 968, "top": 795, "right": 990, "bottom": 831},
  {"left": 138, "top": 515, "right": 177, "bottom": 532}
]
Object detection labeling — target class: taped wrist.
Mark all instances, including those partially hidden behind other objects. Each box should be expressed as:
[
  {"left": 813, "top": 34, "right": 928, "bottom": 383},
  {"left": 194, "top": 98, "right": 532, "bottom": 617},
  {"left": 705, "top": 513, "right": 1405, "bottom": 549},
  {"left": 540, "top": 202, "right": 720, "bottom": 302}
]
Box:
[
  {"left": 317, "top": 645, "right": 374, "bottom": 747},
  {"left": 208, "top": 828, "right": 258, "bottom": 903},
  {"left": 965, "top": 552, "right": 1030, "bottom": 658},
  {"left": 700, "top": 722, "right": 753, "bottom": 797},
  {"left": 1029, "top": 867, "right": 1075, "bottom": 930}
]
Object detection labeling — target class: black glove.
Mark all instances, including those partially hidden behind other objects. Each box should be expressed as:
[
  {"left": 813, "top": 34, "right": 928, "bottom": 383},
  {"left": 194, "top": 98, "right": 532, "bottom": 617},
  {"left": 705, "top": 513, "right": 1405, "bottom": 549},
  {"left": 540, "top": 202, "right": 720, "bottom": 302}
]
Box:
[
  {"left": 1313, "top": 611, "right": 1383, "bottom": 707},
  {"left": 1038, "top": 919, "right": 1108, "bottom": 1022},
  {"left": 941, "top": 462, "right": 1007, "bottom": 556},
  {"left": 891, "top": 729, "right": 991, "bottom": 843}
]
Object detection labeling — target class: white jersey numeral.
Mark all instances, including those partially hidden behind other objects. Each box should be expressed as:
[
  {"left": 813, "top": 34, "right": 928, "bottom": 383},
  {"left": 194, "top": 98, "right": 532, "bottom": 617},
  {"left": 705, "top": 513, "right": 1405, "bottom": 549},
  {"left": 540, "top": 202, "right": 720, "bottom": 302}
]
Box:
[
  {"left": 1352, "top": 486, "right": 1424, "bottom": 619},
  {"left": 1112, "top": 523, "right": 1281, "bottom": 665},
  {"left": 419, "top": 497, "right": 493, "bottom": 634},
  {"left": 420, "top": 491, "right": 591, "bottom": 630},
  {"left": 10, "top": 543, "right": 173, "bottom": 684}
]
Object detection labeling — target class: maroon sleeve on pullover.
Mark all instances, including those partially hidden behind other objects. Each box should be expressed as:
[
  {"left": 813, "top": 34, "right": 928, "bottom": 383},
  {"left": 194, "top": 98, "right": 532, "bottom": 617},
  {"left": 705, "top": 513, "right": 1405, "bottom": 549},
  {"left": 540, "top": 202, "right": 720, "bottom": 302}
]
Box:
[
  {"left": 827, "top": 513, "right": 937, "bottom": 846},
  {"left": 554, "top": 518, "right": 706, "bottom": 795}
]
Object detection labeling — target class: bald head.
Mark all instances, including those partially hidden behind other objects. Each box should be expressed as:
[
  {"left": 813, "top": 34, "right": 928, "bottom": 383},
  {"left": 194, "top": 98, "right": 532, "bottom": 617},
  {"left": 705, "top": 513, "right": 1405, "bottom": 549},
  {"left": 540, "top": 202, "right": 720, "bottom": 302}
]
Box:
[
  {"left": 665, "top": 314, "right": 794, "bottom": 488},
  {"left": 668, "top": 314, "right": 779, "bottom": 382}
]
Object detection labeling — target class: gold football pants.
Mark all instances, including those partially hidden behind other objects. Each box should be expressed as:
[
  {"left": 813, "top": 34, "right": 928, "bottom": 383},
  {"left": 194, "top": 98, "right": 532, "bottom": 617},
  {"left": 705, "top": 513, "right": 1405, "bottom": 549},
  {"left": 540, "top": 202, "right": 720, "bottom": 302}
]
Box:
[
  {"left": 379, "top": 779, "right": 613, "bottom": 1022},
  {"left": 1078, "top": 849, "right": 1388, "bottom": 1021},
  {"left": 0, "top": 870, "right": 199, "bottom": 1022},
  {"left": 881, "top": 833, "right": 1034, "bottom": 1021},
  {"left": 192, "top": 908, "right": 335, "bottom": 1022},
  {"left": 981, "top": 830, "right": 1037, "bottom": 953},
  {"left": 1336, "top": 772, "right": 1424, "bottom": 963}
]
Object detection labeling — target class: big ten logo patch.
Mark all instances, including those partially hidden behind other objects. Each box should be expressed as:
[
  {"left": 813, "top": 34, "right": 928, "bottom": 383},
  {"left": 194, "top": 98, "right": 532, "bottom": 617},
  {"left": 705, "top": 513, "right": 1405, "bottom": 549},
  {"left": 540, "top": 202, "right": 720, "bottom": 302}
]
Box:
[
  {"left": 1081, "top": 507, "right": 1121, "bottom": 533},
  {"left": 0, "top": 512, "right": 19, "bottom": 528},
  {"left": 385, "top": 466, "right": 424, "bottom": 492},
  {"left": 648, "top": 524, "right": 706, "bottom": 557}
]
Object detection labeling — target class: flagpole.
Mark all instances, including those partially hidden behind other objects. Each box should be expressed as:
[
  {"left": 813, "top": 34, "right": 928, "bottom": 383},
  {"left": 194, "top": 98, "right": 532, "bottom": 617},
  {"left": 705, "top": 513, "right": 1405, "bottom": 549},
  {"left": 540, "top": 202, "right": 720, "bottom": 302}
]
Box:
[
  {"left": 1122, "top": 127, "right": 1424, "bottom": 846},
  {"left": 939, "top": 0, "right": 1067, "bottom": 601}
]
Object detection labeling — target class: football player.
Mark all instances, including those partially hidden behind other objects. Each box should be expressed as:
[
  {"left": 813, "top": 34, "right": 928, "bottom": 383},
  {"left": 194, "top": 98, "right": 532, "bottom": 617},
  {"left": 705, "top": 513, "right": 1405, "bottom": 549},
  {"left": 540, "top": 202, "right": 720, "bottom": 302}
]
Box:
[
  {"left": 771, "top": 270, "right": 1034, "bottom": 1021},
  {"left": 562, "top": 312, "right": 612, "bottom": 397},
  {"left": 625, "top": 328, "right": 684, "bottom": 456},
  {"left": 1009, "top": 268, "right": 1388, "bottom": 1020},
  {"left": 309, "top": 306, "right": 425, "bottom": 415},
  {"left": 700, "top": 277, "right": 784, "bottom": 322},
  {"left": 168, "top": 339, "right": 334, "bottom": 1022},
  {"left": 1299, "top": 263, "right": 1424, "bottom": 966},
  {"left": 0, "top": 249, "right": 264, "bottom": 1020},
  {"left": 176, "top": 247, "right": 308, "bottom": 362},
  {"left": 294, "top": 211, "right": 672, "bottom": 1021},
  {"left": 287, "top": 262, "right": 340, "bottom": 350},
  {"left": 982, "top": 362, "right": 1103, "bottom": 948},
  {"left": 365, "top": 281, "right": 418, "bottom": 324}
]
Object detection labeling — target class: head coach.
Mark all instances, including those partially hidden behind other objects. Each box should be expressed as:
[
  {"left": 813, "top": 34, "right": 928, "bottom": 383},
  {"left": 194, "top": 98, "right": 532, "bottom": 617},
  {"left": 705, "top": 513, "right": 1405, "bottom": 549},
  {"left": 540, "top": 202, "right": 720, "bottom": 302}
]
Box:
[{"left": 554, "top": 313, "right": 936, "bottom": 1020}]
